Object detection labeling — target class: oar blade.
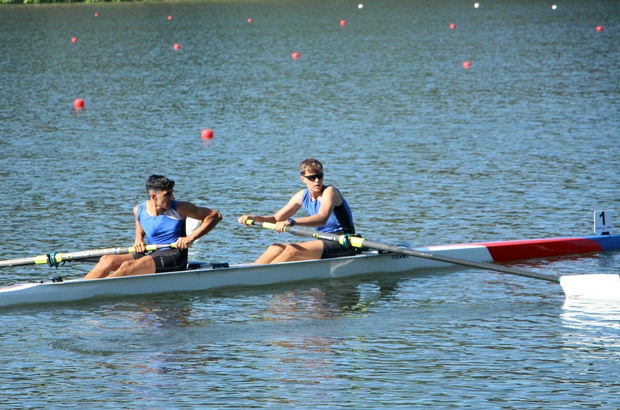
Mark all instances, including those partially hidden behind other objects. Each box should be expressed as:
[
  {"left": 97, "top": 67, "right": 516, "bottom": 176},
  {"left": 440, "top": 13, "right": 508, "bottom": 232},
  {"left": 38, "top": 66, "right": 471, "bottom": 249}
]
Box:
[{"left": 560, "top": 274, "right": 620, "bottom": 300}]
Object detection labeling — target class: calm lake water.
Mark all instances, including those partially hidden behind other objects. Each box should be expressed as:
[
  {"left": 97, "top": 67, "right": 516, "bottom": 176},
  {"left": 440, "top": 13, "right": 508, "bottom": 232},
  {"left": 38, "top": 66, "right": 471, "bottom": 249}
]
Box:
[{"left": 1, "top": 0, "right": 620, "bottom": 407}]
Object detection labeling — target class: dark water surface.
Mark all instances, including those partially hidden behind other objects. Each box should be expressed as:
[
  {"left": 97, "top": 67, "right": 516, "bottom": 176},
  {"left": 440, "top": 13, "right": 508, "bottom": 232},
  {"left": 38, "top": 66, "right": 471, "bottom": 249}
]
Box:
[{"left": 1, "top": 0, "right": 619, "bottom": 408}]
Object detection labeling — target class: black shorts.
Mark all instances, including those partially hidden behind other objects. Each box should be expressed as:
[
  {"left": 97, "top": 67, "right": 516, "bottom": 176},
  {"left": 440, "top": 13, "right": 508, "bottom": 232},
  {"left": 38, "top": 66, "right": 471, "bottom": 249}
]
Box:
[
  {"left": 134, "top": 248, "right": 188, "bottom": 273},
  {"left": 320, "top": 239, "right": 357, "bottom": 259}
]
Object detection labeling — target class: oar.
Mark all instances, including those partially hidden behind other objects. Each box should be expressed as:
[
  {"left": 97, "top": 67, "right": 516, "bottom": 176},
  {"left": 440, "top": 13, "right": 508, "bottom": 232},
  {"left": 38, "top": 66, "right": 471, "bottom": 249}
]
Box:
[
  {"left": 247, "top": 221, "right": 558, "bottom": 281},
  {"left": 246, "top": 221, "right": 620, "bottom": 299},
  {"left": 0, "top": 244, "right": 175, "bottom": 268}
]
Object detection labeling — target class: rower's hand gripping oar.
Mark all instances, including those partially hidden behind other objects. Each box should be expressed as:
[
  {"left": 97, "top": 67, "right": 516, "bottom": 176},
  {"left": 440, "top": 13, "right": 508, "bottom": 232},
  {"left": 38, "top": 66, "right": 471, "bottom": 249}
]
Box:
[
  {"left": 246, "top": 220, "right": 620, "bottom": 299},
  {"left": 0, "top": 244, "right": 176, "bottom": 268}
]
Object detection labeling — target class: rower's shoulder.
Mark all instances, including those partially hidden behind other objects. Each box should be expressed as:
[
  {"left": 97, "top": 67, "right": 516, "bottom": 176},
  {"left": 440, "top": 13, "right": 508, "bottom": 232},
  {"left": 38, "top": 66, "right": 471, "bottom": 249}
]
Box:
[
  {"left": 173, "top": 200, "right": 198, "bottom": 213},
  {"left": 322, "top": 185, "right": 340, "bottom": 196},
  {"left": 174, "top": 201, "right": 218, "bottom": 220}
]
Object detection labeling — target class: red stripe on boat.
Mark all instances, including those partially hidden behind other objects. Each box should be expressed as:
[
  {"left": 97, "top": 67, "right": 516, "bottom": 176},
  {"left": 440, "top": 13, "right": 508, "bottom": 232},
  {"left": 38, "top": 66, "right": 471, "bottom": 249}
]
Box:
[{"left": 477, "top": 238, "right": 604, "bottom": 262}]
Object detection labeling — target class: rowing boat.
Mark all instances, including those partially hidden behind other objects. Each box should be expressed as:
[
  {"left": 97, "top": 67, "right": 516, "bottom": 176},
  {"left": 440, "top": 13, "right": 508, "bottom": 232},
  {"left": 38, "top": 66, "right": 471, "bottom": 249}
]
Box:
[{"left": 1, "top": 232, "right": 619, "bottom": 308}]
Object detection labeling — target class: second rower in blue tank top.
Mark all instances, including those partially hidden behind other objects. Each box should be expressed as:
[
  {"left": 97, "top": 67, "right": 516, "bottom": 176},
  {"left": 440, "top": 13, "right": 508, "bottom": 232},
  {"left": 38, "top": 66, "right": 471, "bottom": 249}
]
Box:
[{"left": 238, "top": 158, "right": 357, "bottom": 264}]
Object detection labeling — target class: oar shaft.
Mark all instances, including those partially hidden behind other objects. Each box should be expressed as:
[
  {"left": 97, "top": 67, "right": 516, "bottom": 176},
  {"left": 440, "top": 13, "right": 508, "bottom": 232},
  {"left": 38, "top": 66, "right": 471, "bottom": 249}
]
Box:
[
  {"left": 0, "top": 244, "right": 174, "bottom": 268},
  {"left": 359, "top": 239, "right": 559, "bottom": 283},
  {"left": 250, "top": 221, "right": 559, "bottom": 283}
]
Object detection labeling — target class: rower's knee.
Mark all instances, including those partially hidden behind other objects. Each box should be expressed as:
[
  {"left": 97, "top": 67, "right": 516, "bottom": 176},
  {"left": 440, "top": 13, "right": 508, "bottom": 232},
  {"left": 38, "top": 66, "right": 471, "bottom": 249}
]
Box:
[
  {"left": 99, "top": 254, "right": 113, "bottom": 263},
  {"left": 254, "top": 244, "right": 287, "bottom": 264},
  {"left": 268, "top": 244, "right": 285, "bottom": 250},
  {"left": 97, "top": 254, "right": 118, "bottom": 269},
  {"left": 261, "top": 244, "right": 287, "bottom": 258},
  {"left": 117, "top": 260, "right": 135, "bottom": 271},
  {"left": 279, "top": 244, "right": 301, "bottom": 258}
]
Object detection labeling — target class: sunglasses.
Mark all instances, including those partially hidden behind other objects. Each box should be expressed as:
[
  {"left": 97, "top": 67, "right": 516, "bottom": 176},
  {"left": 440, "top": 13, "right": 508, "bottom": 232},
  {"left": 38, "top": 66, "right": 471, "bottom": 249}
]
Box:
[{"left": 302, "top": 172, "right": 324, "bottom": 182}]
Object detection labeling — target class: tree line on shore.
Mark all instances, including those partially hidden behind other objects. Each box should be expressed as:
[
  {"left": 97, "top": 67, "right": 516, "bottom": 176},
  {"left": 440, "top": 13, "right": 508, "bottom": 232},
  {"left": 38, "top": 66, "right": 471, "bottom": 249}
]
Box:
[{"left": 3, "top": 0, "right": 138, "bottom": 3}]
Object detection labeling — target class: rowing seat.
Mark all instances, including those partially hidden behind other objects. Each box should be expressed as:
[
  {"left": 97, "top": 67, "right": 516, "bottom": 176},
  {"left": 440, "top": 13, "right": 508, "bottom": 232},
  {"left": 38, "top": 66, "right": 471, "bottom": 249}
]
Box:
[{"left": 187, "top": 261, "right": 229, "bottom": 270}]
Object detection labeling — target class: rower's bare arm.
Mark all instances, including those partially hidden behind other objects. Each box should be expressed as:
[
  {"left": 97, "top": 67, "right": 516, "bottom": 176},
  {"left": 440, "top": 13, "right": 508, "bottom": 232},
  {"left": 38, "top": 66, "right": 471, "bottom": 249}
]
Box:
[
  {"left": 132, "top": 205, "right": 147, "bottom": 253},
  {"left": 238, "top": 214, "right": 275, "bottom": 225},
  {"left": 272, "top": 190, "right": 304, "bottom": 221},
  {"left": 271, "top": 191, "right": 309, "bottom": 232},
  {"left": 178, "top": 202, "right": 223, "bottom": 244},
  {"left": 238, "top": 191, "right": 303, "bottom": 226}
]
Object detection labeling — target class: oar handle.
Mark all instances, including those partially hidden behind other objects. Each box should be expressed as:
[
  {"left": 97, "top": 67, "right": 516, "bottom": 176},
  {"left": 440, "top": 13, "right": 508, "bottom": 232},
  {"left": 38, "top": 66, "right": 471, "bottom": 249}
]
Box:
[
  {"left": 0, "top": 243, "right": 176, "bottom": 268},
  {"left": 248, "top": 220, "right": 365, "bottom": 247},
  {"left": 247, "top": 220, "right": 559, "bottom": 283}
]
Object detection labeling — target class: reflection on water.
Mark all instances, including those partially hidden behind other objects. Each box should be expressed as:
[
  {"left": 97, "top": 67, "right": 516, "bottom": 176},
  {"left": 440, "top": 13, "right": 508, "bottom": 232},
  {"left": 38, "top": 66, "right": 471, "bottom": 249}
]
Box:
[
  {"left": 559, "top": 297, "right": 620, "bottom": 404},
  {"left": 258, "top": 279, "right": 402, "bottom": 321},
  {"left": 562, "top": 298, "right": 620, "bottom": 332}
]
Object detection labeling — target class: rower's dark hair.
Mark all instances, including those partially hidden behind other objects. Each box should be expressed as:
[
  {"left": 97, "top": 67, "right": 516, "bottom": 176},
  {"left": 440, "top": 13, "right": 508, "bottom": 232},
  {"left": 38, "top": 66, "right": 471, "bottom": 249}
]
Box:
[{"left": 146, "top": 175, "right": 175, "bottom": 194}]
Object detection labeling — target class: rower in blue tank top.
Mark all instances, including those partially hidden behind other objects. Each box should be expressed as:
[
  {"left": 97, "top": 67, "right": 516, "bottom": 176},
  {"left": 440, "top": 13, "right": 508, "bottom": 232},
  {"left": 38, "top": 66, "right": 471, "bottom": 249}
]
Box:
[
  {"left": 301, "top": 186, "right": 354, "bottom": 234},
  {"left": 84, "top": 175, "right": 222, "bottom": 279},
  {"left": 238, "top": 158, "right": 357, "bottom": 264},
  {"left": 136, "top": 200, "right": 185, "bottom": 245}
]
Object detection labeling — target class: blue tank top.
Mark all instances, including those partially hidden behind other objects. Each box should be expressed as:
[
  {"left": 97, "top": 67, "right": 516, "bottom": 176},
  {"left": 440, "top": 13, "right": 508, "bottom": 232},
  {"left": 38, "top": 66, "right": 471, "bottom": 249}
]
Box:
[
  {"left": 301, "top": 186, "right": 355, "bottom": 234},
  {"left": 137, "top": 200, "right": 184, "bottom": 245}
]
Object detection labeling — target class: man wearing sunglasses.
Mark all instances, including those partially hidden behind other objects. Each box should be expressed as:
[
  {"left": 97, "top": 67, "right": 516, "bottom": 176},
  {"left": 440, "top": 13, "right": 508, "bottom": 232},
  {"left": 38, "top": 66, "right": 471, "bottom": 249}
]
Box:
[{"left": 238, "top": 158, "right": 356, "bottom": 264}]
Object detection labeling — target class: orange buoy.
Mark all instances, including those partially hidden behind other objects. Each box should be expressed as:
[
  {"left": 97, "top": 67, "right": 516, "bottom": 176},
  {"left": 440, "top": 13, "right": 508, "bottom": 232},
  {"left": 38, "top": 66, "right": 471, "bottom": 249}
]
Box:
[
  {"left": 596, "top": 25, "right": 603, "bottom": 32},
  {"left": 292, "top": 52, "right": 300, "bottom": 60},
  {"left": 340, "top": 20, "right": 347, "bottom": 27},
  {"left": 248, "top": 18, "right": 253, "bottom": 23},
  {"left": 74, "top": 98, "right": 84, "bottom": 109},
  {"left": 463, "top": 61, "right": 472, "bottom": 69},
  {"left": 173, "top": 43, "right": 181, "bottom": 50},
  {"left": 168, "top": 16, "right": 173, "bottom": 21},
  {"left": 449, "top": 23, "right": 456, "bottom": 30},
  {"left": 71, "top": 37, "right": 78, "bottom": 43},
  {"left": 201, "top": 129, "right": 214, "bottom": 140}
]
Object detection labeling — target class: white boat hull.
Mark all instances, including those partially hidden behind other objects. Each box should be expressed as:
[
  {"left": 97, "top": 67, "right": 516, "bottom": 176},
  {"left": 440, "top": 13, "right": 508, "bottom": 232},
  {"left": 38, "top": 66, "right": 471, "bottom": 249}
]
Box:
[
  {"left": 0, "top": 247, "right": 490, "bottom": 308},
  {"left": 2, "top": 233, "right": 619, "bottom": 308}
]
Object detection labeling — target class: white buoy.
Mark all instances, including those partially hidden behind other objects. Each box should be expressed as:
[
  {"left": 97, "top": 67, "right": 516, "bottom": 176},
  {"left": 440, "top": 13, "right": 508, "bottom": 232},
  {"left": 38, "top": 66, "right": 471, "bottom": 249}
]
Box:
[
  {"left": 358, "top": 4, "right": 363, "bottom": 9},
  {"left": 552, "top": 4, "right": 557, "bottom": 9},
  {"left": 474, "top": 2, "right": 479, "bottom": 8}
]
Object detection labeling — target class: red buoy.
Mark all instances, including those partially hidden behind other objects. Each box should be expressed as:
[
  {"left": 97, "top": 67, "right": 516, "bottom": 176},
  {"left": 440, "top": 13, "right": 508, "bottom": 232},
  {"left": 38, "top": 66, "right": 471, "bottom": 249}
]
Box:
[
  {"left": 449, "top": 23, "right": 456, "bottom": 30},
  {"left": 74, "top": 98, "right": 85, "bottom": 109},
  {"left": 292, "top": 52, "right": 300, "bottom": 60},
  {"left": 71, "top": 37, "right": 78, "bottom": 43},
  {"left": 201, "top": 129, "right": 214, "bottom": 140},
  {"left": 596, "top": 25, "right": 603, "bottom": 32},
  {"left": 248, "top": 18, "right": 253, "bottom": 23},
  {"left": 463, "top": 61, "right": 472, "bottom": 69},
  {"left": 94, "top": 12, "right": 99, "bottom": 17},
  {"left": 340, "top": 20, "right": 347, "bottom": 27},
  {"left": 168, "top": 16, "right": 173, "bottom": 21},
  {"left": 173, "top": 43, "right": 181, "bottom": 50}
]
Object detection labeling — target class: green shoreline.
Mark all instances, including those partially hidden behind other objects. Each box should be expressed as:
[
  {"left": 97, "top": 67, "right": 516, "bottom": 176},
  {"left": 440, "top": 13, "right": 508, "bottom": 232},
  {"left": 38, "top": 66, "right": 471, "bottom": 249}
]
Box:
[
  {"left": 1, "top": 0, "right": 241, "bottom": 4},
  {"left": 3, "top": 0, "right": 135, "bottom": 3}
]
